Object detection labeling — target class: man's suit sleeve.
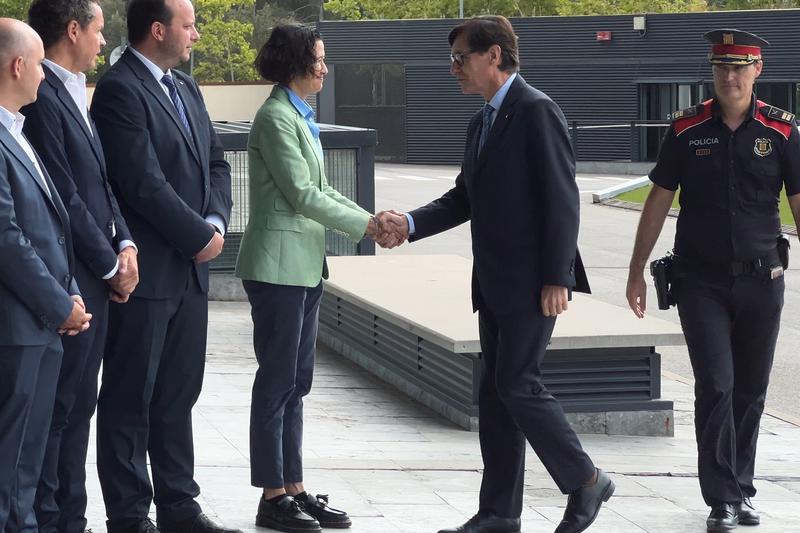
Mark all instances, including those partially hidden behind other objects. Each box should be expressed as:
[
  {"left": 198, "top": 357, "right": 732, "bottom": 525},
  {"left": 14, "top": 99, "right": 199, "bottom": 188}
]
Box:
[
  {"left": 193, "top": 78, "right": 232, "bottom": 229},
  {"left": 529, "top": 98, "right": 580, "bottom": 287},
  {"left": 407, "top": 170, "right": 471, "bottom": 241},
  {"left": 0, "top": 154, "right": 74, "bottom": 330},
  {"left": 22, "top": 98, "right": 119, "bottom": 278},
  {"left": 91, "top": 76, "right": 215, "bottom": 259}
]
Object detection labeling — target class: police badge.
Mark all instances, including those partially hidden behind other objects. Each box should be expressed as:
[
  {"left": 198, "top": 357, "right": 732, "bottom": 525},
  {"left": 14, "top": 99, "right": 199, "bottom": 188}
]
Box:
[{"left": 754, "top": 138, "right": 773, "bottom": 157}]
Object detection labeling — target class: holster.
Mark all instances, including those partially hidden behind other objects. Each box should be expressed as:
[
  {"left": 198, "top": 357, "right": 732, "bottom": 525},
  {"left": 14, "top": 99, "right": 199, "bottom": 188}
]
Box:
[
  {"left": 649, "top": 253, "right": 676, "bottom": 310},
  {"left": 777, "top": 234, "right": 790, "bottom": 270}
]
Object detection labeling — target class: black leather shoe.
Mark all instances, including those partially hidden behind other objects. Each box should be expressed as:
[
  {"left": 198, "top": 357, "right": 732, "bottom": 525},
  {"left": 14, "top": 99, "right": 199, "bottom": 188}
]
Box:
[
  {"left": 107, "top": 518, "right": 160, "bottom": 533},
  {"left": 158, "top": 513, "right": 242, "bottom": 533},
  {"left": 437, "top": 513, "right": 521, "bottom": 533},
  {"left": 294, "top": 492, "right": 351, "bottom": 528},
  {"left": 256, "top": 494, "right": 321, "bottom": 532},
  {"left": 737, "top": 498, "right": 759, "bottom": 526},
  {"left": 554, "top": 468, "right": 615, "bottom": 533},
  {"left": 707, "top": 503, "right": 738, "bottom": 532}
]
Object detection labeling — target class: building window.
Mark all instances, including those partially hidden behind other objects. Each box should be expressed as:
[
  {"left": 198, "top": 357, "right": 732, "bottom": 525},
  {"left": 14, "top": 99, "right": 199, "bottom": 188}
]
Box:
[{"left": 334, "top": 64, "right": 406, "bottom": 162}]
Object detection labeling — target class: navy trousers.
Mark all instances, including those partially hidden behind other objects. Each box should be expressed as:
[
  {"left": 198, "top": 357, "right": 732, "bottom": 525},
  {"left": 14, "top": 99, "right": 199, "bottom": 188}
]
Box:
[
  {"left": 0, "top": 340, "right": 62, "bottom": 533},
  {"left": 97, "top": 278, "right": 207, "bottom": 528},
  {"left": 677, "top": 274, "right": 783, "bottom": 506},
  {"left": 477, "top": 306, "right": 595, "bottom": 518},
  {"left": 35, "top": 296, "right": 108, "bottom": 533},
  {"left": 243, "top": 280, "right": 322, "bottom": 488}
]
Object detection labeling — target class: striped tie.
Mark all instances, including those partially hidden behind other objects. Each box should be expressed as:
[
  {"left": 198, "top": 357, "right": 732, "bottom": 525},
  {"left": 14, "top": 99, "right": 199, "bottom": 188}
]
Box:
[
  {"left": 478, "top": 103, "right": 494, "bottom": 154},
  {"left": 161, "top": 74, "right": 193, "bottom": 139}
]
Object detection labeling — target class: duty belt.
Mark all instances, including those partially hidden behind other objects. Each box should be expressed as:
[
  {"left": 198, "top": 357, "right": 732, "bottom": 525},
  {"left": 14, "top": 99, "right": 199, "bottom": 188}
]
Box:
[{"left": 673, "top": 250, "right": 780, "bottom": 278}]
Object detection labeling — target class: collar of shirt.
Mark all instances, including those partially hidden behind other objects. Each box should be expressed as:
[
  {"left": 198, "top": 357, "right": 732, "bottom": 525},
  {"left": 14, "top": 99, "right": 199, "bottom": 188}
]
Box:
[
  {"left": 280, "top": 85, "right": 320, "bottom": 140},
  {"left": 129, "top": 46, "right": 172, "bottom": 97},
  {"left": 0, "top": 105, "right": 25, "bottom": 138},
  {"left": 487, "top": 72, "right": 517, "bottom": 114},
  {"left": 43, "top": 59, "right": 92, "bottom": 130},
  {"left": 43, "top": 58, "right": 87, "bottom": 92}
]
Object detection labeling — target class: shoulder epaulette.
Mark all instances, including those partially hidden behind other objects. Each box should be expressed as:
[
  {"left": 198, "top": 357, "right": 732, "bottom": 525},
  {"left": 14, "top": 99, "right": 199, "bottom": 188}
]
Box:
[
  {"left": 673, "top": 100, "right": 714, "bottom": 136},
  {"left": 670, "top": 105, "right": 701, "bottom": 121},
  {"left": 755, "top": 101, "right": 795, "bottom": 140},
  {"left": 760, "top": 103, "right": 795, "bottom": 125}
]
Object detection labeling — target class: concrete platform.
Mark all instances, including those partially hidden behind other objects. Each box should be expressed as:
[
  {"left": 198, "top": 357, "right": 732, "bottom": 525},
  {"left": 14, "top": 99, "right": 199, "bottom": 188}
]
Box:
[{"left": 318, "top": 255, "right": 685, "bottom": 436}]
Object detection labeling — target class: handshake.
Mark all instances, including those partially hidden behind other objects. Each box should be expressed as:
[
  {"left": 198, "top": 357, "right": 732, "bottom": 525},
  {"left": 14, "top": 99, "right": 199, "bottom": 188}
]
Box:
[{"left": 365, "top": 210, "right": 411, "bottom": 249}]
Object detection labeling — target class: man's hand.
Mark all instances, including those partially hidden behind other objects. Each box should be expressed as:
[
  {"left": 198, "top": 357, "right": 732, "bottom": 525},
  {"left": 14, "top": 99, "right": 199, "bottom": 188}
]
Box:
[
  {"left": 626, "top": 269, "right": 647, "bottom": 319},
  {"left": 541, "top": 285, "right": 568, "bottom": 317},
  {"left": 375, "top": 210, "right": 409, "bottom": 248},
  {"left": 58, "top": 295, "right": 92, "bottom": 336},
  {"left": 195, "top": 228, "right": 224, "bottom": 264},
  {"left": 109, "top": 246, "right": 139, "bottom": 303}
]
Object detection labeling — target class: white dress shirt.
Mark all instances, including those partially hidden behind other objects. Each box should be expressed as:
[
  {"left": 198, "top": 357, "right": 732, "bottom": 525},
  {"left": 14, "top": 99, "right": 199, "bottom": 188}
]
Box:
[{"left": 0, "top": 105, "right": 52, "bottom": 198}]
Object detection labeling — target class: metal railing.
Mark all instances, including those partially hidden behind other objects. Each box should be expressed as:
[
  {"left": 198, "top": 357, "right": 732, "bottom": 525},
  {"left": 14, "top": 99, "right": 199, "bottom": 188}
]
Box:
[{"left": 568, "top": 120, "right": 670, "bottom": 162}]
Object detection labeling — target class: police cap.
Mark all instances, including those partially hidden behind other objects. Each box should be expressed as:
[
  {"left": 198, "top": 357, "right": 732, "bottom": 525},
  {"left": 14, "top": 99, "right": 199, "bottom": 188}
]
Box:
[{"left": 704, "top": 29, "right": 769, "bottom": 65}]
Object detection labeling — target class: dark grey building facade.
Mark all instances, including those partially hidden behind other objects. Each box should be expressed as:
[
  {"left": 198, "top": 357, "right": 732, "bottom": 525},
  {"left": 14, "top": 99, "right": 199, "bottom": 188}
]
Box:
[{"left": 317, "top": 10, "right": 800, "bottom": 164}]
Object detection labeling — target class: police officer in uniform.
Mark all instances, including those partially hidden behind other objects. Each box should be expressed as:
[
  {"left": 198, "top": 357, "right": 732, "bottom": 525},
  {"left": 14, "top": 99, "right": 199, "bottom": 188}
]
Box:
[{"left": 626, "top": 29, "right": 800, "bottom": 532}]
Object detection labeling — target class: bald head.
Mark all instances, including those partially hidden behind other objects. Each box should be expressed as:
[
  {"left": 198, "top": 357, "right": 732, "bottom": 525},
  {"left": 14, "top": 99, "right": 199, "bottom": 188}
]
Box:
[
  {"left": 0, "top": 18, "right": 45, "bottom": 110},
  {"left": 0, "top": 18, "right": 41, "bottom": 68}
]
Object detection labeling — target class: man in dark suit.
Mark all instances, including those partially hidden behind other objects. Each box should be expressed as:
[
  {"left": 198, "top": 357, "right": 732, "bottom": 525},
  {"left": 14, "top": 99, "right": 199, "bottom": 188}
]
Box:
[
  {"left": 378, "top": 16, "right": 613, "bottom": 533},
  {"left": 0, "top": 18, "right": 92, "bottom": 533},
  {"left": 90, "top": 0, "right": 234, "bottom": 531},
  {"left": 22, "top": 2, "right": 139, "bottom": 531}
]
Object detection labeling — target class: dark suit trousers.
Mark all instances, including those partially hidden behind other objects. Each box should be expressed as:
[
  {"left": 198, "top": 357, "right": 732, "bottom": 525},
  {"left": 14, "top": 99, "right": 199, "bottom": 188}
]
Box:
[
  {"left": 477, "top": 306, "right": 594, "bottom": 518},
  {"left": 243, "top": 280, "right": 322, "bottom": 488},
  {"left": 676, "top": 275, "right": 783, "bottom": 506},
  {"left": 0, "top": 340, "right": 62, "bottom": 533},
  {"left": 35, "top": 296, "right": 108, "bottom": 533},
  {"left": 97, "top": 278, "right": 206, "bottom": 527}
]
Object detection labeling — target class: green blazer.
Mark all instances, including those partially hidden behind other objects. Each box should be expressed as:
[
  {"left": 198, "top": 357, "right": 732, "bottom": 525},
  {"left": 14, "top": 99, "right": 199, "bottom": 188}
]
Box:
[{"left": 235, "top": 86, "right": 369, "bottom": 287}]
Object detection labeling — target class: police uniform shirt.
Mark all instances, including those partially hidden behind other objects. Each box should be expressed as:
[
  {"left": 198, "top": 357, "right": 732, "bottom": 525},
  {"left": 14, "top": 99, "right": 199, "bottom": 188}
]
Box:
[{"left": 650, "top": 96, "right": 800, "bottom": 266}]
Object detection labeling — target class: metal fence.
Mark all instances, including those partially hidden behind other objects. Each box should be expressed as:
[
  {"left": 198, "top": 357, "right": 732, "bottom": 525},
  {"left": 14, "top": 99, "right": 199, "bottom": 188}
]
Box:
[
  {"left": 568, "top": 120, "right": 671, "bottom": 163},
  {"left": 209, "top": 121, "right": 377, "bottom": 272}
]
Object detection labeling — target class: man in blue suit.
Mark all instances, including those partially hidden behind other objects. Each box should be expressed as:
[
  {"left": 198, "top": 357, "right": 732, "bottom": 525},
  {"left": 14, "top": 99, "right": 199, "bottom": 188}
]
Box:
[
  {"left": 90, "top": 0, "right": 234, "bottom": 531},
  {"left": 22, "top": 2, "right": 139, "bottom": 531},
  {"left": 0, "top": 18, "right": 92, "bottom": 533},
  {"left": 378, "top": 16, "right": 613, "bottom": 533}
]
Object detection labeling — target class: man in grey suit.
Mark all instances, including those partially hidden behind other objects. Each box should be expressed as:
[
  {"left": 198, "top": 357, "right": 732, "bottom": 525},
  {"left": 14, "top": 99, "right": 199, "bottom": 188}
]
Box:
[
  {"left": 22, "top": 2, "right": 139, "bottom": 531},
  {"left": 0, "top": 18, "right": 92, "bottom": 532}
]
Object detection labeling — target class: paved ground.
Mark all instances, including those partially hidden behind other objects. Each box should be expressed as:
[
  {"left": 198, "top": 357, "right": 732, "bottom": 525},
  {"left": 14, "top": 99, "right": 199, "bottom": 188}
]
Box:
[{"left": 82, "top": 301, "right": 800, "bottom": 532}]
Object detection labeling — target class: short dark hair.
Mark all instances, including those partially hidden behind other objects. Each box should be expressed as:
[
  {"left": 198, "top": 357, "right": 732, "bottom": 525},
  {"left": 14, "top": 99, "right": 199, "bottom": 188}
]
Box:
[
  {"left": 254, "top": 24, "right": 321, "bottom": 85},
  {"left": 127, "top": 0, "right": 172, "bottom": 46},
  {"left": 28, "top": 0, "right": 99, "bottom": 50},
  {"left": 448, "top": 15, "right": 519, "bottom": 72}
]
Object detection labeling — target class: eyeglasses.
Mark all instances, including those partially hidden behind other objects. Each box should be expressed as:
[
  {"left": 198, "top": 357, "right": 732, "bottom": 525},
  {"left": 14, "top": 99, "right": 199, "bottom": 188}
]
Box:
[{"left": 450, "top": 50, "right": 476, "bottom": 67}]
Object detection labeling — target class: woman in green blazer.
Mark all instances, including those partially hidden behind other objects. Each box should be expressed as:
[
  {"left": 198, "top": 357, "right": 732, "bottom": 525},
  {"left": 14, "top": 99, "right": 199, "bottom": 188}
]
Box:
[{"left": 235, "top": 24, "right": 380, "bottom": 533}]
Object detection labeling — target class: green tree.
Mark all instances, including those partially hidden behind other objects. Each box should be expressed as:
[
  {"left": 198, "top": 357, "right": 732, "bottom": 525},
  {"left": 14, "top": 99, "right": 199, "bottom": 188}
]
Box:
[
  {"left": 557, "top": 0, "right": 707, "bottom": 15},
  {"left": 193, "top": 0, "right": 258, "bottom": 81},
  {"left": 324, "top": 0, "right": 562, "bottom": 20},
  {"left": 0, "top": 0, "right": 28, "bottom": 20}
]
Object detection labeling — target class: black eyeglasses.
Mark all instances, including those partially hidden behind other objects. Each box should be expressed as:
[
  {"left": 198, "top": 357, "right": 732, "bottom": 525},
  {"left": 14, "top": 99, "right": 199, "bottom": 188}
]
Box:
[{"left": 450, "top": 50, "right": 476, "bottom": 67}]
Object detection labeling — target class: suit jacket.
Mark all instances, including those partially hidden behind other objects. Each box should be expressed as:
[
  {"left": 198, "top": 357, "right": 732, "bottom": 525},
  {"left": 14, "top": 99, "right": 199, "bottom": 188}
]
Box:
[
  {"left": 0, "top": 127, "right": 77, "bottom": 345},
  {"left": 235, "top": 86, "right": 369, "bottom": 288},
  {"left": 409, "top": 75, "right": 590, "bottom": 314},
  {"left": 90, "top": 49, "right": 232, "bottom": 298},
  {"left": 22, "top": 65, "right": 132, "bottom": 298}
]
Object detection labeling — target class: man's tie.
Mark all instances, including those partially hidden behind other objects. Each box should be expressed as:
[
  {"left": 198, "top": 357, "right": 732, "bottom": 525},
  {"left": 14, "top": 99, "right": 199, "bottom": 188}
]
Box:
[
  {"left": 478, "top": 103, "right": 494, "bottom": 154},
  {"left": 161, "top": 74, "right": 193, "bottom": 139}
]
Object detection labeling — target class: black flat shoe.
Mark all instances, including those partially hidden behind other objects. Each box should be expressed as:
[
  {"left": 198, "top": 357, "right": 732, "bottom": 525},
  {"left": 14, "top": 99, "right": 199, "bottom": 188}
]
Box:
[
  {"left": 437, "top": 512, "right": 521, "bottom": 533},
  {"left": 707, "top": 503, "right": 738, "bottom": 532},
  {"left": 256, "top": 494, "right": 321, "bottom": 532},
  {"left": 737, "top": 498, "right": 759, "bottom": 526},
  {"left": 158, "top": 513, "right": 242, "bottom": 533},
  {"left": 294, "top": 492, "right": 352, "bottom": 528},
  {"left": 554, "top": 468, "right": 615, "bottom": 533}
]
